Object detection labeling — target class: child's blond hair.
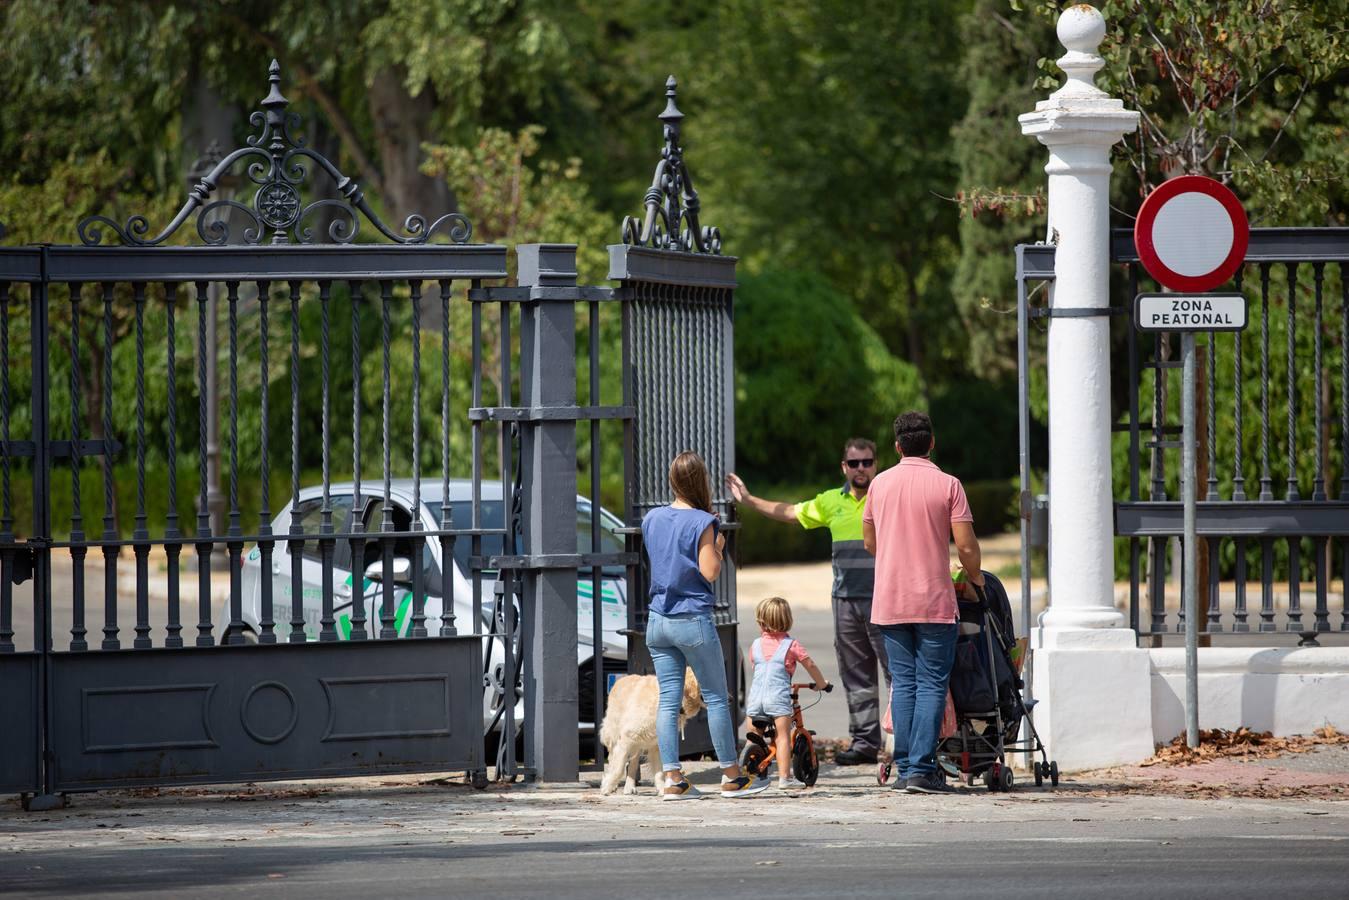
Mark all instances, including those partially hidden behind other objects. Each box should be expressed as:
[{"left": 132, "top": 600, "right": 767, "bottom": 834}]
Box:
[{"left": 755, "top": 596, "right": 793, "bottom": 633}]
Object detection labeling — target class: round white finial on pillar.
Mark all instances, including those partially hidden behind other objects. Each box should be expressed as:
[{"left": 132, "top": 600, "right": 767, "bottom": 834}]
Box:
[{"left": 1054, "top": 4, "right": 1107, "bottom": 98}]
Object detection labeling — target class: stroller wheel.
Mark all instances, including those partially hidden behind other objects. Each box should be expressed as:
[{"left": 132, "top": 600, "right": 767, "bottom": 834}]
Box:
[
  {"left": 877, "top": 761, "right": 892, "bottom": 786},
  {"left": 1033, "top": 761, "right": 1044, "bottom": 787},
  {"left": 1000, "top": 766, "right": 1014, "bottom": 792},
  {"left": 1049, "top": 760, "right": 1060, "bottom": 787},
  {"left": 983, "top": 767, "right": 998, "bottom": 792}
]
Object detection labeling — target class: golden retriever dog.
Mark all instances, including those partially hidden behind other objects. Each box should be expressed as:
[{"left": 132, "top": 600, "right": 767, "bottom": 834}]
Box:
[{"left": 599, "top": 669, "right": 704, "bottom": 796}]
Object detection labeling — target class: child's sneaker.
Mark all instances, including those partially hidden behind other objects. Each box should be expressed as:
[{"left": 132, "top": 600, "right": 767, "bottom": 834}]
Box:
[
  {"left": 719, "top": 775, "right": 770, "bottom": 798},
  {"left": 778, "top": 777, "right": 808, "bottom": 791},
  {"left": 660, "top": 780, "right": 703, "bottom": 801}
]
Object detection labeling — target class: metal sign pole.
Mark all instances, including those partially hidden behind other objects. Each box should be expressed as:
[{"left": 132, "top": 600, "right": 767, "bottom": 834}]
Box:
[{"left": 1181, "top": 331, "right": 1199, "bottom": 748}]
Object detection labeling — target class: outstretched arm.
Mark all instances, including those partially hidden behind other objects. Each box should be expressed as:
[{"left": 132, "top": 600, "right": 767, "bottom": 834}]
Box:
[{"left": 725, "top": 473, "right": 799, "bottom": 524}]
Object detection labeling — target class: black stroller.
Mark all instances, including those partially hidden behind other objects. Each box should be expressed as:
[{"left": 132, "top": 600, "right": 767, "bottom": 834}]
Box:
[
  {"left": 876, "top": 572, "right": 1057, "bottom": 791},
  {"left": 938, "top": 572, "right": 1056, "bottom": 791}
]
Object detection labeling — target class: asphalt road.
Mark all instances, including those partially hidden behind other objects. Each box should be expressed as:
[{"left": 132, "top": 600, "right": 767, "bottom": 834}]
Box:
[{"left": 4, "top": 770, "right": 1347, "bottom": 899}]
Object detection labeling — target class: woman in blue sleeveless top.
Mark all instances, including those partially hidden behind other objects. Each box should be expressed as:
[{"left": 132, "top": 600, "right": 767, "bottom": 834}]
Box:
[{"left": 643, "top": 451, "right": 768, "bottom": 800}]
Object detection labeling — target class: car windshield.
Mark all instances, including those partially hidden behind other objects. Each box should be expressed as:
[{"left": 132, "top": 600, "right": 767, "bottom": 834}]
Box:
[{"left": 423, "top": 499, "right": 625, "bottom": 577}]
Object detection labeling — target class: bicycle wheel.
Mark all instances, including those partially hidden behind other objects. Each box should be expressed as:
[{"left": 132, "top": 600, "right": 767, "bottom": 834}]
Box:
[
  {"left": 739, "top": 733, "right": 771, "bottom": 780},
  {"left": 791, "top": 732, "right": 819, "bottom": 786}
]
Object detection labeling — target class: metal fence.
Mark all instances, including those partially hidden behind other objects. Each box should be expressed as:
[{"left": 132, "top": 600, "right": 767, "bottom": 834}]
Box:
[
  {"left": 0, "top": 64, "right": 738, "bottom": 806},
  {"left": 1017, "top": 229, "right": 1349, "bottom": 645}
]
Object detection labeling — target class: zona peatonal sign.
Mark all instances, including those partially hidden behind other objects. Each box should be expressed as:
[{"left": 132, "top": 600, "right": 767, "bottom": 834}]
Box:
[
  {"left": 1132, "top": 175, "right": 1251, "bottom": 334},
  {"left": 1134, "top": 292, "right": 1247, "bottom": 332},
  {"left": 1130, "top": 174, "right": 1252, "bottom": 750}
]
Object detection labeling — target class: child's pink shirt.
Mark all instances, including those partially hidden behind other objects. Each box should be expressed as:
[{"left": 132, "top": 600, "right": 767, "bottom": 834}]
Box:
[{"left": 757, "top": 631, "right": 812, "bottom": 675}]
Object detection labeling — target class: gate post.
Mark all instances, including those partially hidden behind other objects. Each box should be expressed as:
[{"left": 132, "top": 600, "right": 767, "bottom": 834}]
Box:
[
  {"left": 517, "top": 244, "right": 580, "bottom": 782},
  {"left": 1018, "top": 5, "right": 1153, "bottom": 768}
]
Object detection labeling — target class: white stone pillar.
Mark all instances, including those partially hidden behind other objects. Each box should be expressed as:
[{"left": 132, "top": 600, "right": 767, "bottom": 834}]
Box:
[
  {"left": 1020, "top": 5, "right": 1137, "bottom": 633},
  {"left": 1017, "top": 5, "right": 1153, "bottom": 769}
]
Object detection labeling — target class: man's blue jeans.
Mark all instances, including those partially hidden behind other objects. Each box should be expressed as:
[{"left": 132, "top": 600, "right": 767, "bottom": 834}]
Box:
[
  {"left": 880, "top": 623, "right": 958, "bottom": 780},
  {"left": 646, "top": 611, "right": 738, "bottom": 771}
]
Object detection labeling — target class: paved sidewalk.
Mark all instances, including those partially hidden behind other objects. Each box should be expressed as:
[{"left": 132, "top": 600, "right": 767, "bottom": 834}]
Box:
[{"left": 4, "top": 752, "right": 1347, "bottom": 898}]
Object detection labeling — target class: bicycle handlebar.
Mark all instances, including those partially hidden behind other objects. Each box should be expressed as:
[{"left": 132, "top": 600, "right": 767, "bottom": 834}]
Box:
[{"left": 791, "top": 682, "right": 833, "bottom": 693}]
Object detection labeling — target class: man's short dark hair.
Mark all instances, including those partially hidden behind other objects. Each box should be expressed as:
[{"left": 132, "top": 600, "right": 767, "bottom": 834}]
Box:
[
  {"left": 842, "top": 437, "right": 876, "bottom": 458},
  {"left": 893, "top": 412, "right": 933, "bottom": 458}
]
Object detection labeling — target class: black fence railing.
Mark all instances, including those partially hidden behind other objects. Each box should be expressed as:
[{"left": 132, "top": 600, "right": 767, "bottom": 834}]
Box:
[{"left": 1017, "top": 229, "right": 1349, "bottom": 646}]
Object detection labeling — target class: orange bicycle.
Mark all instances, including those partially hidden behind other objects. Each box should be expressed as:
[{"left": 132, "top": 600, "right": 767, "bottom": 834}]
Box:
[{"left": 738, "top": 682, "right": 833, "bottom": 786}]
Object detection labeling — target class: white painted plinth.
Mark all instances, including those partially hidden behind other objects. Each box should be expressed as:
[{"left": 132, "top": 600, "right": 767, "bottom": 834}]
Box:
[
  {"left": 1031, "top": 628, "right": 1155, "bottom": 771},
  {"left": 1150, "top": 648, "right": 1349, "bottom": 743}
]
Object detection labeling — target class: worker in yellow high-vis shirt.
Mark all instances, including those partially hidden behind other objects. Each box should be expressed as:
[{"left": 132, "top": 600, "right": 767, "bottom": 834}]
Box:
[{"left": 725, "top": 438, "right": 889, "bottom": 765}]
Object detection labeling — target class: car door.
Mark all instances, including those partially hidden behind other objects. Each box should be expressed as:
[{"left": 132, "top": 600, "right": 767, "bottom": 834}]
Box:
[
  {"left": 352, "top": 497, "right": 443, "bottom": 639},
  {"left": 272, "top": 494, "right": 355, "bottom": 640}
]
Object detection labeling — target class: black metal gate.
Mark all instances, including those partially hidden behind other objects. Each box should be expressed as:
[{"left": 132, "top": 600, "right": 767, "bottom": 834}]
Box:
[
  {"left": 3, "top": 65, "right": 742, "bottom": 801},
  {"left": 1016, "top": 228, "right": 1349, "bottom": 646},
  {"left": 611, "top": 77, "right": 741, "bottom": 752},
  {"left": 0, "top": 63, "right": 509, "bottom": 806}
]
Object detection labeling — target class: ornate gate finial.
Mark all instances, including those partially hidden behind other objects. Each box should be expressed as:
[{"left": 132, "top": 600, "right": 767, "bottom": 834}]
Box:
[
  {"left": 621, "top": 76, "right": 722, "bottom": 255},
  {"left": 78, "top": 60, "right": 472, "bottom": 247}
]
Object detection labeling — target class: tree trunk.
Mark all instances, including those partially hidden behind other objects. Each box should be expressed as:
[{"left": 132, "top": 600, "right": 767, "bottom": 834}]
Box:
[{"left": 367, "top": 68, "right": 458, "bottom": 226}]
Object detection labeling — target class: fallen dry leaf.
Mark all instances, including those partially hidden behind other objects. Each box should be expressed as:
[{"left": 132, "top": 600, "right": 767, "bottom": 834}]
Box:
[{"left": 1139, "top": 726, "right": 1348, "bottom": 767}]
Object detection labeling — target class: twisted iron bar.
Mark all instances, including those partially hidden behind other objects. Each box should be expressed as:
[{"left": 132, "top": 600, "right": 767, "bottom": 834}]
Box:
[
  {"left": 621, "top": 76, "right": 723, "bottom": 255},
  {"left": 78, "top": 60, "right": 472, "bottom": 246}
]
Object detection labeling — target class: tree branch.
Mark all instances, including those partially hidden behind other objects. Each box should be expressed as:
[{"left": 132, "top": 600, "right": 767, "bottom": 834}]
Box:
[
  {"left": 1259, "top": 78, "right": 1310, "bottom": 164},
  {"left": 1143, "top": 18, "right": 1196, "bottom": 118}
]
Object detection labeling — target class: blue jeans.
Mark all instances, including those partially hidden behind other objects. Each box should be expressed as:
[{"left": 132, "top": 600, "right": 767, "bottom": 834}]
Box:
[
  {"left": 881, "top": 623, "right": 958, "bottom": 779},
  {"left": 646, "top": 611, "right": 738, "bottom": 771}
]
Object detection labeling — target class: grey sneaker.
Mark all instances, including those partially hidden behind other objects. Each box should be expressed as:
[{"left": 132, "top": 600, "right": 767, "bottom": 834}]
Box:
[
  {"left": 720, "top": 775, "right": 771, "bottom": 798},
  {"left": 660, "top": 780, "right": 704, "bottom": 801},
  {"left": 904, "top": 772, "right": 955, "bottom": 794}
]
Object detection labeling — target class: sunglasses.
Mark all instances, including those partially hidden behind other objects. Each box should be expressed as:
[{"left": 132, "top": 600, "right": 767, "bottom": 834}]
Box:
[{"left": 844, "top": 458, "right": 875, "bottom": 469}]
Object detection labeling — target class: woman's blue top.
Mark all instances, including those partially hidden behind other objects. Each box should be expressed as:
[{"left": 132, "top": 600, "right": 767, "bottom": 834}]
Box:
[{"left": 642, "top": 506, "right": 718, "bottom": 617}]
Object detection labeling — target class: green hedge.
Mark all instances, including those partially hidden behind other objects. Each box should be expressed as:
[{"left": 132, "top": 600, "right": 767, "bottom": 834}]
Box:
[
  {"left": 964, "top": 478, "right": 1017, "bottom": 537},
  {"left": 3, "top": 462, "right": 314, "bottom": 540},
  {"left": 730, "top": 482, "right": 832, "bottom": 566}
]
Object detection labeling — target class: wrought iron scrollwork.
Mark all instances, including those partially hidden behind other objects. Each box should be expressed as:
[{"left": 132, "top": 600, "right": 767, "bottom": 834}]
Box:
[
  {"left": 78, "top": 59, "right": 472, "bottom": 247},
  {"left": 621, "top": 75, "right": 723, "bottom": 255}
]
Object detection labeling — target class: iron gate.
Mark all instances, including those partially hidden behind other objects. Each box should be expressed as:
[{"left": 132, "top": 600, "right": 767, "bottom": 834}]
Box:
[
  {"left": 0, "top": 62, "right": 516, "bottom": 806},
  {"left": 1017, "top": 228, "right": 1349, "bottom": 645},
  {"left": 614, "top": 79, "right": 741, "bottom": 754},
  {"left": 2, "top": 64, "right": 742, "bottom": 801}
]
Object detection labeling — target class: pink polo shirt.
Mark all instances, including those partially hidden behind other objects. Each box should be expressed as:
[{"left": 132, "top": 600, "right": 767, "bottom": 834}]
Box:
[{"left": 862, "top": 457, "right": 973, "bottom": 625}]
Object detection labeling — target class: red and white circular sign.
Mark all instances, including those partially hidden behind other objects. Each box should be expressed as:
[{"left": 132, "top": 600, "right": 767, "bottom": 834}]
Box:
[{"left": 1133, "top": 175, "right": 1249, "bottom": 292}]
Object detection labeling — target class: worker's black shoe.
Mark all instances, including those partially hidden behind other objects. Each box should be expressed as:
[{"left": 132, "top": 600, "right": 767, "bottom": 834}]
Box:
[{"left": 834, "top": 747, "right": 878, "bottom": 766}]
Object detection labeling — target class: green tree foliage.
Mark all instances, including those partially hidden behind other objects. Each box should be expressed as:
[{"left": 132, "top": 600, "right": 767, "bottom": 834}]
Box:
[
  {"left": 1016, "top": 0, "right": 1349, "bottom": 221},
  {"left": 4, "top": 0, "right": 1345, "bottom": 549},
  {"left": 733, "top": 269, "right": 923, "bottom": 484},
  {"left": 951, "top": 1, "right": 1053, "bottom": 378},
  {"left": 688, "top": 0, "right": 974, "bottom": 392}
]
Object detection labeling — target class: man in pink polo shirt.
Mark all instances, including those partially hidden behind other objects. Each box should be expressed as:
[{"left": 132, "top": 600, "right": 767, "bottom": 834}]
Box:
[{"left": 862, "top": 411, "right": 983, "bottom": 794}]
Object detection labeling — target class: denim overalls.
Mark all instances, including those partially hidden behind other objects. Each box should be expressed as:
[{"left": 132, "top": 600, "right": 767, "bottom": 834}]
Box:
[{"left": 746, "top": 637, "right": 795, "bottom": 719}]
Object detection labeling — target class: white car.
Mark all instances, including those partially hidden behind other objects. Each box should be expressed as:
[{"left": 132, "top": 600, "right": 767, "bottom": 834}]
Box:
[{"left": 238, "top": 479, "right": 629, "bottom": 735}]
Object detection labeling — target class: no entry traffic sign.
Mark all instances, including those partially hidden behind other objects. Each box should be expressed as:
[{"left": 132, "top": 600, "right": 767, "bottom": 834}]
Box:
[{"left": 1133, "top": 175, "right": 1249, "bottom": 293}]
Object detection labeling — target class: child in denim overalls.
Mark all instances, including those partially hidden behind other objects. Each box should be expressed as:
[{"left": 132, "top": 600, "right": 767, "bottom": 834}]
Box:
[{"left": 745, "top": 596, "right": 829, "bottom": 790}]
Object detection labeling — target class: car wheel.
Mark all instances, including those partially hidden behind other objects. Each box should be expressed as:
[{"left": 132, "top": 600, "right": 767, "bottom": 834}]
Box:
[{"left": 221, "top": 625, "right": 258, "bottom": 645}]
